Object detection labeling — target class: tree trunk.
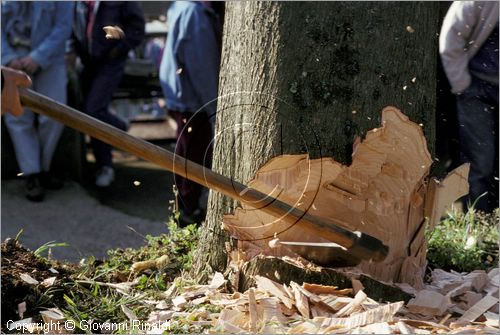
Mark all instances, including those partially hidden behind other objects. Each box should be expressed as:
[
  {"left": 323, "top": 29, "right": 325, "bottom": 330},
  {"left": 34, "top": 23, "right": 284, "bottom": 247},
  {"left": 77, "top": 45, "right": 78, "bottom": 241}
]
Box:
[{"left": 192, "top": 1, "right": 439, "bottom": 279}]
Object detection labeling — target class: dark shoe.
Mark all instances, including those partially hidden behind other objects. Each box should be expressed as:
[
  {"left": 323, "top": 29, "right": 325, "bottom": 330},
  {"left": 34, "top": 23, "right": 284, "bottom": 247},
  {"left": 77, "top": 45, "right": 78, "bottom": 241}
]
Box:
[
  {"left": 25, "top": 174, "right": 44, "bottom": 202},
  {"left": 40, "top": 172, "right": 64, "bottom": 190},
  {"left": 178, "top": 208, "right": 205, "bottom": 227}
]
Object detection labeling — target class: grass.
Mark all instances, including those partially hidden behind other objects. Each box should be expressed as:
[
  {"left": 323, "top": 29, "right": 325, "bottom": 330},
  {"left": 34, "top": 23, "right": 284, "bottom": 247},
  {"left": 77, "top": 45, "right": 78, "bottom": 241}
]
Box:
[
  {"left": 6, "top": 196, "right": 202, "bottom": 334},
  {"left": 426, "top": 205, "right": 499, "bottom": 273}
]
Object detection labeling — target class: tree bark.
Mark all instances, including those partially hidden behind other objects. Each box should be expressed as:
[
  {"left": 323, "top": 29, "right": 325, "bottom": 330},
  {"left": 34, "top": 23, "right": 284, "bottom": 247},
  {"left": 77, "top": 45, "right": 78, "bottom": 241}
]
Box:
[{"left": 192, "top": 1, "right": 439, "bottom": 279}]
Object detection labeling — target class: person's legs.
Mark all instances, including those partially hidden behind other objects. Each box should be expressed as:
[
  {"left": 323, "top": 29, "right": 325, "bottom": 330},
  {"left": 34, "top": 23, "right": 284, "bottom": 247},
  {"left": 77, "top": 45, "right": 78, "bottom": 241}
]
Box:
[
  {"left": 83, "top": 61, "right": 128, "bottom": 169},
  {"left": 35, "top": 64, "right": 67, "bottom": 173},
  {"left": 171, "top": 110, "right": 213, "bottom": 214},
  {"left": 457, "top": 78, "right": 498, "bottom": 212},
  {"left": 4, "top": 109, "right": 41, "bottom": 175}
]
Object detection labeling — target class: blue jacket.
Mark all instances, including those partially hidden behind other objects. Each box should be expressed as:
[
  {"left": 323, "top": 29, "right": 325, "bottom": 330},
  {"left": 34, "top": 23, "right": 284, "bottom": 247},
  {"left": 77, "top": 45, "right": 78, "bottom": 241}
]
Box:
[
  {"left": 159, "top": 2, "right": 221, "bottom": 116},
  {"left": 1, "top": 1, "right": 74, "bottom": 69}
]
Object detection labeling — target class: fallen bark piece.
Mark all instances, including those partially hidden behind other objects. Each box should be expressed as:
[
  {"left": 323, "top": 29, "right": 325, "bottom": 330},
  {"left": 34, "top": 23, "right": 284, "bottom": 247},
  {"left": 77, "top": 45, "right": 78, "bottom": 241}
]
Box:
[
  {"left": 456, "top": 294, "right": 499, "bottom": 323},
  {"left": 407, "top": 290, "right": 450, "bottom": 316}
]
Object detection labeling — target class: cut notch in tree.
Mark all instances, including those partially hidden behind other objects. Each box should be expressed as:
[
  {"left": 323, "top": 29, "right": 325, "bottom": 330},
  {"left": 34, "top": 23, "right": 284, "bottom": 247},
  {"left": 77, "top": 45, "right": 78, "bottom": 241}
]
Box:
[{"left": 223, "top": 106, "right": 469, "bottom": 288}]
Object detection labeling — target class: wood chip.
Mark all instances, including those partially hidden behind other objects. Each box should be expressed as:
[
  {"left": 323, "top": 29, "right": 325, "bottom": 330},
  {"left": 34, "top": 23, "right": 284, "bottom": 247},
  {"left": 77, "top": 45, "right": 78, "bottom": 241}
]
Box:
[
  {"left": 447, "top": 282, "right": 472, "bottom": 298},
  {"left": 464, "top": 271, "right": 490, "bottom": 292},
  {"left": 321, "top": 301, "right": 404, "bottom": 330},
  {"left": 103, "top": 25, "right": 125, "bottom": 39},
  {"left": 291, "top": 282, "right": 310, "bottom": 318},
  {"left": 41, "top": 276, "right": 57, "bottom": 288},
  {"left": 248, "top": 288, "right": 258, "bottom": 332},
  {"left": 303, "top": 283, "right": 352, "bottom": 296},
  {"left": 172, "top": 296, "right": 187, "bottom": 309},
  {"left": 121, "top": 305, "right": 137, "bottom": 321},
  {"left": 456, "top": 294, "right": 499, "bottom": 323},
  {"left": 20, "top": 273, "right": 39, "bottom": 285},
  {"left": 407, "top": 290, "right": 450, "bottom": 316},
  {"left": 209, "top": 272, "right": 226, "bottom": 290},
  {"left": 17, "top": 302, "right": 26, "bottom": 319},
  {"left": 254, "top": 275, "right": 294, "bottom": 309},
  {"left": 335, "top": 290, "right": 367, "bottom": 317}
]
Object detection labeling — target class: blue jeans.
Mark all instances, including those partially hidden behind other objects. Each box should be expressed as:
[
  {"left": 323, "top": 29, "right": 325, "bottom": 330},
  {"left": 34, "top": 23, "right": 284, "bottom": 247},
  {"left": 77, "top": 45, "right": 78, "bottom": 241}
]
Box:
[
  {"left": 456, "top": 77, "right": 499, "bottom": 212},
  {"left": 4, "top": 63, "right": 67, "bottom": 175}
]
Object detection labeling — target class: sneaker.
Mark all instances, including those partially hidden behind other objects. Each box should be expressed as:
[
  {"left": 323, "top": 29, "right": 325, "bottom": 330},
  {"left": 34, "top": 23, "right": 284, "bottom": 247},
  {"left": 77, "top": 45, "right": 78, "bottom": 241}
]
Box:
[
  {"left": 96, "top": 166, "right": 115, "bottom": 187},
  {"left": 25, "top": 174, "right": 44, "bottom": 202},
  {"left": 40, "top": 172, "right": 64, "bottom": 190}
]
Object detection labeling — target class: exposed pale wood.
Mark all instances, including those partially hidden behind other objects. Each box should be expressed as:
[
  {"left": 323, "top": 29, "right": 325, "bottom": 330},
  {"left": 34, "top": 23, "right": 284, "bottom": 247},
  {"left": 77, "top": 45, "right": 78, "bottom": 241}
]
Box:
[
  {"left": 352, "top": 279, "right": 365, "bottom": 295},
  {"left": 424, "top": 164, "right": 470, "bottom": 229},
  {"left": 223, "top": 107, "right": 468, "bottom": 286},
  {"left": 457, "top": 294, "right": 499, "bottom": 323},
  {"left": 407, "top": 290, "right": 450, "bottom": 316}
]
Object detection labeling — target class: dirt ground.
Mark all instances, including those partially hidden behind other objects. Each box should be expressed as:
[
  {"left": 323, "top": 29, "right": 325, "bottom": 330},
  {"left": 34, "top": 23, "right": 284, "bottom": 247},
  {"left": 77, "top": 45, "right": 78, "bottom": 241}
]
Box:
[{"left": 1, "top": 150, "right": 176, "bottom": 263}]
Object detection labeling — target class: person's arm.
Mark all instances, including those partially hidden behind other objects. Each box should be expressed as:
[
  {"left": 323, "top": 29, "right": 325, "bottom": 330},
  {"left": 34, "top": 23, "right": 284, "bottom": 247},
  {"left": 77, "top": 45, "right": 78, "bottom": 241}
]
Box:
[
  {"left": 1, "top": 5, "right": 20, "bottom": 67},
  {"left": 176, "top": 7, "right": 221, "bottom": 115},
  {"left": 25, "top": 2, "right": 75, "bottom": 71},
  {"left": 1, "top": 66, "right": 32, "bottom": 116},
  {"left": 439, "top": 1, "right": 479, "bottom": 94}
]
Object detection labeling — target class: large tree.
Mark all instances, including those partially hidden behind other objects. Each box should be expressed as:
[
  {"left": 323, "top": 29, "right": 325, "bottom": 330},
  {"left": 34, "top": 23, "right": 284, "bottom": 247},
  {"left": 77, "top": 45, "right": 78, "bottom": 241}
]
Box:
[{"left": 192, "top": 1, "right": 440, "bottom": 279}]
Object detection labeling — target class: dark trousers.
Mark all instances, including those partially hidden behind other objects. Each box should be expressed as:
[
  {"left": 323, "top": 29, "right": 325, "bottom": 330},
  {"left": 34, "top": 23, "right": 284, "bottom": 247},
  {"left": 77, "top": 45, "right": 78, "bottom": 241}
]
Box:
[
  {"left": 170, "top": 110, "right": 213, "bottom": 213},
  {"left": 457, "top": 77, "right": 499, "bottom": 212},
  {"left": 81, "top": 60, "right": 128, "bottom": 167}
]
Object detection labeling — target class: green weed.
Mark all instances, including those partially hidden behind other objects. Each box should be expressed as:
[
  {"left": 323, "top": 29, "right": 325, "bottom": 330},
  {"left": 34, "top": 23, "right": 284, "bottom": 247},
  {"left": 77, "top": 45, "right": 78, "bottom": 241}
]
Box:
[{"left": 426, "top": 206, "right": 499, "bottom": 272}]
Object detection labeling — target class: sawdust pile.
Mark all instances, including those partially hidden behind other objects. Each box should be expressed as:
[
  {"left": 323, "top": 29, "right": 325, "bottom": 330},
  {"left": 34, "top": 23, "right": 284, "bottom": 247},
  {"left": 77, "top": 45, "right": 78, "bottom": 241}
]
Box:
[
  {"left": 149, "top": 270, "right": 498, "bottom": 334},
  {"left": 4, "top": 258, "right": 499, "bottom": 333}
]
